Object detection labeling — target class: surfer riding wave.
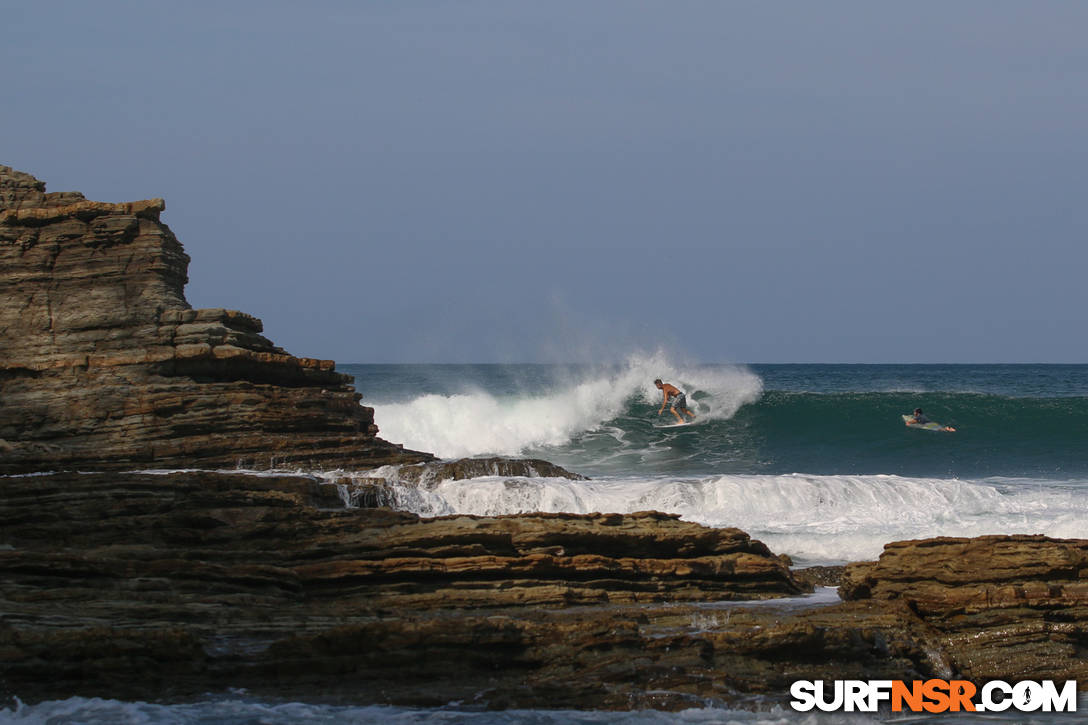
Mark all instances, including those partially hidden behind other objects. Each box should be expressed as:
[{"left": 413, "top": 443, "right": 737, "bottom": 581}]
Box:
[{"left": 655, "top": 378, "right": 696, "bottom": 425}]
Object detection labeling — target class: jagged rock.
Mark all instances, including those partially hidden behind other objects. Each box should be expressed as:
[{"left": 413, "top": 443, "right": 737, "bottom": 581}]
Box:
[
  {"left": 391, "top": 456, "right": 589, "bottom": 485},
  {"left": 331, "top": 456, "right": 586, "bottom": 506},
  {"left": 3, "top": 471, "right": 1086, "bottom": 708},
  {"left": 840, "top": 535, "right": 1088, "bottom": 683},
  {"left": 0, "top": 471, "right": 809, "bottom": 706},
  {"left": 0, "top": 165, "right": 433, "bottom": 472},
  {"left": 792, "top": 564, "right": 845, "bottom": 588},
  {"left": 326, "top": 457, "right": 587, "bottom": 509}
]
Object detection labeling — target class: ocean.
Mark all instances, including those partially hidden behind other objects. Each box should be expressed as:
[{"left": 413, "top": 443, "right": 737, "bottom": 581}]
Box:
[
  {"left": 5, "top": 359, "right": 1087, "bottom": 724},
  {"left": 350, "top": 358, "right": 1088, "bottom": 566}
]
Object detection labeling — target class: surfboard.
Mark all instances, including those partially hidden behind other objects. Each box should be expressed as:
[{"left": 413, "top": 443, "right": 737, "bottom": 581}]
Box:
[
  {"left": 653, "top": 421, "right": 691, "bottom": 429},
  {"left": 902, "top": 414, "right": 955, "bottom": 432}
]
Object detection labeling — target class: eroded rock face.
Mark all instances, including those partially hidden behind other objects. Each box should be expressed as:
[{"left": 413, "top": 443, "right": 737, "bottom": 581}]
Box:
[
  {"left": 3, "top": 472, "right": 1086, "bottom": 709},
  {"left": 840, "top": 535, "right": 1088, "bottom": 683},
  {"left": 0, "top": 165, "right": 432, "bottom": 472},
  {"left": 0, "top": 471, "right": 808, "bottom": 706}
]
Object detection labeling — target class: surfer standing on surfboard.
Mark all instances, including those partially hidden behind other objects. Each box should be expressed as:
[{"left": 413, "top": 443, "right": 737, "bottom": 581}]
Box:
[{"left": 655, "top": 379, "right": 696, "bottom": 424}]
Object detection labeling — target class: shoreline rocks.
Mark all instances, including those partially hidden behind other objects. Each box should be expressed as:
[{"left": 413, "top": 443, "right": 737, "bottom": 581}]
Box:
[
  {"left": 0, "top": 164, "right": 432, "bottom": 473},
  {"left": 328, "top": 456, "right": 587, "bottom": 508},
  {"left": 2, "top": 470, "right": 1086, "bottom": 709},
  {"left": 0, "top": 470, "right": 807, "bottom": 707},
  {"left": 840, "top": 535, "right": 1088, "bottom": 684}
]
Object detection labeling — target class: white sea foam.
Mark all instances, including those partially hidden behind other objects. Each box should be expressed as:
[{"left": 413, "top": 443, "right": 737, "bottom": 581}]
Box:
[
  {"left": 8, "top": 694, "right": 1087, "bottom": 723},
  {"left": 0, "top": 696, "right": 884, "bottom": 724},
  {"left": 372, "top": 351, "right": 763, "bottom": 459},
  {"left": 380, "top": 473, "right": 1088, "bottom": 565}
]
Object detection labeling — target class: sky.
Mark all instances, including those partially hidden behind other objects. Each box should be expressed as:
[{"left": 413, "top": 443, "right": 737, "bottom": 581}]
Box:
[{"left": 4, "top": 1, "right": 1087, "bottom": 363}]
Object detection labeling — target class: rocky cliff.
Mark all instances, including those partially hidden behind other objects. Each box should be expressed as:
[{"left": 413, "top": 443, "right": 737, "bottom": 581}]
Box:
[{"left": 0, "top": 165, "right": 431, "bottom": 472}]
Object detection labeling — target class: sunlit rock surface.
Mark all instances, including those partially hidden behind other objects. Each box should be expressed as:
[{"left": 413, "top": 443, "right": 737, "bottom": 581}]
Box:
[{"left": 0, "top": 165, "right": 431, "bottom": 472}]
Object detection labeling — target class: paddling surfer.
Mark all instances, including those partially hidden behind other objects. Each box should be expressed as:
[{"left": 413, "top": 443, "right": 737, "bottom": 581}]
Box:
[
  {"left": 907, "top": 408, "right": 930, "bottom": 425},
  {"left": 655, "top": 379, "right": 696, "bottom": 424},
  {"left": 906, "top": 407, "right": 956, "bottom": 432}
]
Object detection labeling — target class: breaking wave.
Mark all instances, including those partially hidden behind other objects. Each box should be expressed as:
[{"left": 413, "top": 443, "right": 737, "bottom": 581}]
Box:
[
  {"left": 377, "top": 473, "right": 1088, "bottom": 564},
  {"left": 371, "top": 352, "right": 762, "bottom": 459}
]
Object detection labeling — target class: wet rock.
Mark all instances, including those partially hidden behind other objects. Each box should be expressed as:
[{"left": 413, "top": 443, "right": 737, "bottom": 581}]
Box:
[
  {"left": 841, "top": 535, "right": 1088, "bottom": 683},
  {"left": 0, "top": 471, "right": 807, "bottom": 706},
  {"left": 792, "top": 565, "right": 845, "bottom": 588},
  {"left": 2, "top": 472, "right": 1086, "bottom": 708},
  {"left": 331, "top": 457, "right": 588, "bottom": 509},
  {"left": 390, "top": 457, "right": 588, "bottom": 486}
]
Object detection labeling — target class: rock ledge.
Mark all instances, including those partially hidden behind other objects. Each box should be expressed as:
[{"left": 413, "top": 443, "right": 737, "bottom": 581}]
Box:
[{"left": 0, "top": 165, "right": 431, "bottom": 473}]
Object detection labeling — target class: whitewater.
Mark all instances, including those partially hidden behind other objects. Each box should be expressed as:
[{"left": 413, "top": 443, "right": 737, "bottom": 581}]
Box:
[
  {"left": 355, "top": 471, "right": 1086, "bottom": 565},
  {"left": 8, "top": 695, "right": 1088, "bottom": 724},
  {"left": 341, "top": 358, "right": 1088, "bottom": 566},
  {"left": 368, "top": 352, "right": 763, "bottom": 459}
]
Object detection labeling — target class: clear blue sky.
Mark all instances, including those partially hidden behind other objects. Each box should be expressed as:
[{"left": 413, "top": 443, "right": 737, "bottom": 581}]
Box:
[{"left": 5, "top": 2, "right": 1087, "bottom": 363}]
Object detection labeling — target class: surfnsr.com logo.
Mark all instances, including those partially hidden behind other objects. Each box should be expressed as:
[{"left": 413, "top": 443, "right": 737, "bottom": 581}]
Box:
[{"left": 790, "top": 679, "right": 1078, "bottom": 713}]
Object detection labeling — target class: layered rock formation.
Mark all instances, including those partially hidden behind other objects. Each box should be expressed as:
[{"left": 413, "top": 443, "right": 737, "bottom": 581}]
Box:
[
  {"left": 0, "top": 165, "right": 431, "bottom": 472},
  {"left": 5, "top": 470, "right": 1085, "bottom": 709},
  {"left": 0, "top": 470, "right": 808, "bottom": 707},
  {"left": 841, "top": 535, "right": 1088, "bottom": 684}
]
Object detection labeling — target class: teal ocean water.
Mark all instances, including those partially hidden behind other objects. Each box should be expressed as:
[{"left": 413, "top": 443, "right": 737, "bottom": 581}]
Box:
[
  {"left": 340, "top": 359, "right": 1088, "bottom": 566},
  {"left": 350, "top": 362, "right": 1088, "bottom": 480}
]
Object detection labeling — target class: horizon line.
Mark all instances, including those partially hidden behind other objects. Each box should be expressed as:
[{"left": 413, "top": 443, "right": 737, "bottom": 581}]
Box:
[{"left": 335, "top": 361, "right": 1088, "bottom": 366}]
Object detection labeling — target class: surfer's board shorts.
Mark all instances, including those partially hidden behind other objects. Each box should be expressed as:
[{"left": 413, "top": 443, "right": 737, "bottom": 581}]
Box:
[{"left": 670, "top": 393, "right": 688, "bottom": 411}]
